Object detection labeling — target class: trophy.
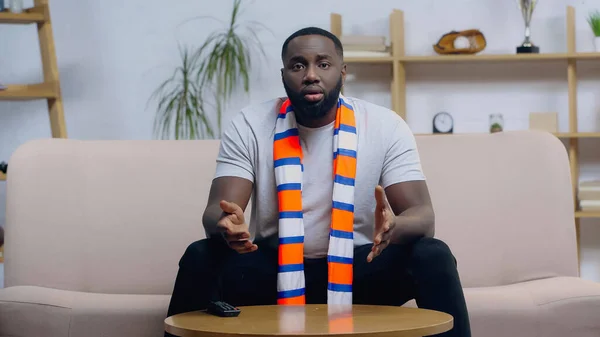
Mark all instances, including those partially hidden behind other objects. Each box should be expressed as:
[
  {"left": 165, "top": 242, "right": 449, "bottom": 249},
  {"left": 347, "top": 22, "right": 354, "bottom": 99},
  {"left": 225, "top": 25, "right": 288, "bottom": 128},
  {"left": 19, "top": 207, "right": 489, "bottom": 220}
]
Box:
[{"left": 516, "top": 0, "right": 540, "bottom": 53}]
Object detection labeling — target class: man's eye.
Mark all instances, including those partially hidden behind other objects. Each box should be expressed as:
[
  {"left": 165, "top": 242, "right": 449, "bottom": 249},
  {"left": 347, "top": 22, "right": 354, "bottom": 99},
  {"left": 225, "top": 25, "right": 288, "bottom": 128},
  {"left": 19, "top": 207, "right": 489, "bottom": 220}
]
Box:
[
  {"left": 319, "top": 63, "right": 330, "bottom": 69},
  {"left": 292, "top": 64, "right": 304, "bottom": 70}
]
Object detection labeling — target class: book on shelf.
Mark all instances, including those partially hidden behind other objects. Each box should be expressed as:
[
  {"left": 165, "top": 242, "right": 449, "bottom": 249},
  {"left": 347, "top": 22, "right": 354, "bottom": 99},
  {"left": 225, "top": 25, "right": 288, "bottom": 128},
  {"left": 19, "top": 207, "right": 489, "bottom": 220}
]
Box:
[
  {"left": 341, "top": 35, "right": 388, "bottom": 53},
  {"left": 344, "top": 50, "right": 392, "bottom": 58},
  {"left": 341, "top": 35, "right": 385, "bottom": 45},
  {"left": 580, "top": 200, "right": 600, "bottom": 211},
  {"left": 578, "top": 180, "right": 600, "bottom": 210}
]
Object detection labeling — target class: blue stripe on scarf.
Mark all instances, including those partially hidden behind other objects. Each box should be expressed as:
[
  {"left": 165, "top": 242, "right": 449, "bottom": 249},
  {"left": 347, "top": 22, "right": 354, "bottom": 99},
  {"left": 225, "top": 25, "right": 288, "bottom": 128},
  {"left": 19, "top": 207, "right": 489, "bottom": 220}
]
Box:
[
  {"left": 340, "top": 99, "right": 354, "bottom": 110},
  {"left": 279, "top": 211, "right": 303, "bottom": 219},
  {"left": 333, "top": 149, "right": 357, "bottom": 159},
  {"left": 328, "top": 283, "right": 353, "bottom": 292},
  {"left": 334, "top": 124, "right": 357, "bottom": 135},
  {"left": 330, "top": 229, "right": 353, "bottom": 239},
  {"left": 333, "top": 201, "right": 354, "bottom": 212},
  {"left": 277, "top": 183, "right": 302, "bottom": 191},
  {"left": 277, "top": 105, "right": 294, "bottom": 118},
  {"left": 328, "top": 255, "right": 353, "bottom": 264},
  {"left": 279, "top": 236, "right": 304, "bottom": 244},
  {"left": 334, "top": 175, "right": 355, "bottom": 186},
  {"left": 274, "top": 157, "right": 302, "bottom": 167},
  {"left": 274, "top": 128, "right": 299, "bottom": 141},
  {"left": 278, "top": 264, "right": 304, "bottom": 272},
  {"left": 278, "top": 288, "right": 306, "bottom": 298}
]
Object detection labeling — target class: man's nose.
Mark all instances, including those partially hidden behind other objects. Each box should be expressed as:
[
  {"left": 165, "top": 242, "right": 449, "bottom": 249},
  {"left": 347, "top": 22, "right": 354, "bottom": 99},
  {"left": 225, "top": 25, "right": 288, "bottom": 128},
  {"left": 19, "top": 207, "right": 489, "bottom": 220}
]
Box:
[{"left": 303, "top": 64, "right": 320, "bottom": 83}]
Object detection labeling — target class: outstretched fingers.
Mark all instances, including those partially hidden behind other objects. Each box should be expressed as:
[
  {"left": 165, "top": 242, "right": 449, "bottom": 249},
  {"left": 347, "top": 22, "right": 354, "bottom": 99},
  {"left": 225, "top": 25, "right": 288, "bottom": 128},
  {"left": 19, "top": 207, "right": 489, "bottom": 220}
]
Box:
[
  {"left": 229, "top": 240, "right": 258, "bottom": 253},
  {"left": 220, "top": 200, "right": 245, "bottom": 221},
  {"left": 374, "top": 185, "right": 387, "bottom": 211}
]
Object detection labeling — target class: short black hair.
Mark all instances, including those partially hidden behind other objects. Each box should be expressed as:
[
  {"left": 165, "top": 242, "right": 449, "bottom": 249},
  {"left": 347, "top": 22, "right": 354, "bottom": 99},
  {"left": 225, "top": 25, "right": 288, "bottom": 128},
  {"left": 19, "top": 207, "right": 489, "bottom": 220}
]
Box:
[{"left": 281, "top": 27, "right": 344, "bottom": 60}]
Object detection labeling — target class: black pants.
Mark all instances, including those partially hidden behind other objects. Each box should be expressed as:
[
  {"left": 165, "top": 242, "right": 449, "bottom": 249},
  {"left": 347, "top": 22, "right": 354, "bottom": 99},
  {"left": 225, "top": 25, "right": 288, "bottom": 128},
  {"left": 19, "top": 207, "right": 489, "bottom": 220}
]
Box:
[{"left": 165, "top": 236, "right": 471, "bottom": 337}]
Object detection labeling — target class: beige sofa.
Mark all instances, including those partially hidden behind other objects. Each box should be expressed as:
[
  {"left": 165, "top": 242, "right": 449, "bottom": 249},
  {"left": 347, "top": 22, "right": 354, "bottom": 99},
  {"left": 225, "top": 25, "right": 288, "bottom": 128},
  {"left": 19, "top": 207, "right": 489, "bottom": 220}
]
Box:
[{"left": 1, "top": 131, "right": 600, "bottom": 337}]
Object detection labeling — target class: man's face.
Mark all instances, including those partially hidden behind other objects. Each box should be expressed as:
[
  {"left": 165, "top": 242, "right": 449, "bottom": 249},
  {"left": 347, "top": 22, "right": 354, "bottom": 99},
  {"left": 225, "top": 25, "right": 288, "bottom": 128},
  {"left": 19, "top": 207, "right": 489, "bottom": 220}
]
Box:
[{"left": 281, "top": 35, "right": 346, "bottom": 121}]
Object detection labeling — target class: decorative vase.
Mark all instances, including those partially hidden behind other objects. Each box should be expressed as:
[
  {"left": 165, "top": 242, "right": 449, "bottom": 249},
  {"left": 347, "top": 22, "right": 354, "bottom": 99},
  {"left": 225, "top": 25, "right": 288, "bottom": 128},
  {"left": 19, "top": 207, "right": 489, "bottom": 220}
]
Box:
[
  {"left": 595, "top": 37, "right": 600, "bottom": 52},
  {"left": 10, "top": 0, "right": 23, "bottom": 13}
]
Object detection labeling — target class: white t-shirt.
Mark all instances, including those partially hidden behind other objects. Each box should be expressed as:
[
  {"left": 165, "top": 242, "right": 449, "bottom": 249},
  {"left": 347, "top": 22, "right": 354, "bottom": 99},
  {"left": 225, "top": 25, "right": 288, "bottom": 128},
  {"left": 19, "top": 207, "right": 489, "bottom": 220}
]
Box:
[{"left": 214, "top": 96, "right": 426, "bottom": 258}]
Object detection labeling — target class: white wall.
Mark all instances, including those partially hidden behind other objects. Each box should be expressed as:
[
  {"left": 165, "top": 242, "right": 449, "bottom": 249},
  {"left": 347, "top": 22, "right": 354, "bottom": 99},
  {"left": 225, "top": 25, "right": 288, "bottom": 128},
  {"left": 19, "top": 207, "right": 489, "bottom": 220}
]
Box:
[{"left": 1, "top": 0, "right": 600, "bottom": 281}]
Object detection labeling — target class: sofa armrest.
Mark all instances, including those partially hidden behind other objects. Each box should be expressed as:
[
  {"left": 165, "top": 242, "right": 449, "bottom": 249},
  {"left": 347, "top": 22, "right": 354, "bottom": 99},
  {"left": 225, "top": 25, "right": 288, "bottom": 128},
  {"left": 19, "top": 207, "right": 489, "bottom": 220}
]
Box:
[
  {"left": 0, "top": 286, "right": 73, "bottom": 337},
  {"left": 0, "top": 285, "right": 171, "bottom": 337}
]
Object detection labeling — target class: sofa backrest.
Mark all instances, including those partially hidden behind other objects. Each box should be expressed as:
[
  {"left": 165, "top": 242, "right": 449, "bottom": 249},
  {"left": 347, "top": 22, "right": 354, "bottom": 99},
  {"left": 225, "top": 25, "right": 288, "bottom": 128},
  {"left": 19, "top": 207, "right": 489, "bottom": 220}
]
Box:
[
  {"left": 5, "top": 139, "right": 219, "bottom": 294},
  {"left": 3, "top": 131, "right": 578, "bottom": 294},
  {"left": 416, "top": 131, "right": 578, "bottom": 286}
]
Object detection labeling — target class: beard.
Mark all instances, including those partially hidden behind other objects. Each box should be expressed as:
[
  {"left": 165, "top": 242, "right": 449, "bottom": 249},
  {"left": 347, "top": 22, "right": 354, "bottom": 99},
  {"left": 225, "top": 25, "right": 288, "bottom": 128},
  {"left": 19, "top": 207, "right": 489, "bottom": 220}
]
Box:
[{"left": 283, "top": 75, "right": 343, "bottom": 121}]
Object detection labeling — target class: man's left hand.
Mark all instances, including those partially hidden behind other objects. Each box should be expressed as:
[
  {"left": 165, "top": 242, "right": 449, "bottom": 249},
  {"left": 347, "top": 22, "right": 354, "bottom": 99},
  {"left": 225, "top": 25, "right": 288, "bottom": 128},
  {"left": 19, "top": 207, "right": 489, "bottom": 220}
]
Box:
[{"left": 367, "top": 185, "right": 396, "bottom": 263}]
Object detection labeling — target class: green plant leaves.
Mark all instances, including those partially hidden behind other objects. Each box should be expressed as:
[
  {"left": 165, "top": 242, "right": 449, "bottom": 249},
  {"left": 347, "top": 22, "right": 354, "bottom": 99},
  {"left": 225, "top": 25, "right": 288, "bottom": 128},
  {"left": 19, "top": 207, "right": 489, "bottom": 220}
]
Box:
[
  {"left": 150, "top": 0, "right": 267, "bottom": 140},
  {"left": 588, "top": 10, "right": 600, "bottom": 37},
  {"left": 150, "top": 45, "right": 215, "bottom": 140}
]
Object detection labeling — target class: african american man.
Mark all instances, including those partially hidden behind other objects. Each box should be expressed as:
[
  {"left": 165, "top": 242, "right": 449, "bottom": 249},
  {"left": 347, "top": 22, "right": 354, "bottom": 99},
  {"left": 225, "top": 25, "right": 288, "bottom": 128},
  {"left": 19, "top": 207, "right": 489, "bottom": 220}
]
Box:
[{"left": 165, "top": 27, "right": 471, "bottom": 337}]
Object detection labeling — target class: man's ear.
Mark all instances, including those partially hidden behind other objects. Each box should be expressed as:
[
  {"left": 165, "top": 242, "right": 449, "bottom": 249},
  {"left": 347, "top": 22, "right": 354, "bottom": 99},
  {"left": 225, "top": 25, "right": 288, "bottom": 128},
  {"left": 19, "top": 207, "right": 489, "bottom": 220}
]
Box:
[{"left": 341, "top": 63, "right": 347, "bottom": 85}]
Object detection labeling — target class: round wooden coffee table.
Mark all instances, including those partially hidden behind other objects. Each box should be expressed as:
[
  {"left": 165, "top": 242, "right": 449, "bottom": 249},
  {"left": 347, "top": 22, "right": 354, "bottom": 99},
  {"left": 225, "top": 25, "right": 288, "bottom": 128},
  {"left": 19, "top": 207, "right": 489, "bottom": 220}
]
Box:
[{"left": 164, "top": 304, "right": 453, "bottom": 337}]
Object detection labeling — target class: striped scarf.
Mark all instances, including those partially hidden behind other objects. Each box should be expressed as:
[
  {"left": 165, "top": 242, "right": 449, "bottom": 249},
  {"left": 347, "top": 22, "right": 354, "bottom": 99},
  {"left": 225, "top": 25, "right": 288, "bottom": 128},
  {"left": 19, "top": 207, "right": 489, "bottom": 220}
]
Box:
[{"left": 273, "top": 94, "right": 357, "bottom": 305}]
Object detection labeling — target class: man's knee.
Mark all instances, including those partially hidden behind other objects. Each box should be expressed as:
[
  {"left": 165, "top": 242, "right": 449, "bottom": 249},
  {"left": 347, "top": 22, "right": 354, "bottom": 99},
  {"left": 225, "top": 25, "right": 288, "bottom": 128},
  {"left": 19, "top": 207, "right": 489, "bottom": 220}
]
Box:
[
  {"left": 178, "top": 237, "right": 225, "bottom": 269},
  {"left": 410, "top": 237, "right": 457, "bottom": 269}
]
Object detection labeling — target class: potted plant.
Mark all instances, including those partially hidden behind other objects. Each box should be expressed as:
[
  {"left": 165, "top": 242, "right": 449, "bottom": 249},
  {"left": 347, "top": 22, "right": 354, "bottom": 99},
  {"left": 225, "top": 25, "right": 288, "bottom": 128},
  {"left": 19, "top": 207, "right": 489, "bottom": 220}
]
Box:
[
  {"left": 489, "top": 113, "right": 504, "bottom": 133},
  {"left": 150, "top": 0, "right": 266, "bottom": 140},
  {"left": 587, "top": 10, "right": 600, "bottom": 52}
]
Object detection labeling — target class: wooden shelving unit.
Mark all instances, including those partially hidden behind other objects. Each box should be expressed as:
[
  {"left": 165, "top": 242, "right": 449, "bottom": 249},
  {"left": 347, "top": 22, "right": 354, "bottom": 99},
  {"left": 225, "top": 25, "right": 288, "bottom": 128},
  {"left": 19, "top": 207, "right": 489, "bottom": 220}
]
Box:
[
  {"left": 0, "top": 0, "right": 66, "bottom": 182},
  {"left": 401, "top": 52, "right": 600, "bottom": 63},
  {"left": 0, "top": 83, "right": 58, "bottom": 100},
  {"left": 0, "top": 6, "right": 45, "bottom": 24},
  {"left": 555, "top": 133, "right": 600, "bottom": 139},
  {"left": 330, "top": 9, "right": 405, "bottom": 114},
  {"left": 331, "top": 6, "right": 599, "bottom": 264},
  {"left": 576, "top": 211, "right": 600, "bottom": 218},
  {"left": 342, "top": 52, "right": 600, "bottom": 64}
]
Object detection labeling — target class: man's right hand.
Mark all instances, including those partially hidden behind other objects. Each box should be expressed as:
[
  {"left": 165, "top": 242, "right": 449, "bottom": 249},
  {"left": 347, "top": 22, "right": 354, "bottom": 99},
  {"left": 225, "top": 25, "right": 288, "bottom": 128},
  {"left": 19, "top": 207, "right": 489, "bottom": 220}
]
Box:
[{"left": 217, "top": 200, "right": 258, "bottom": 253}]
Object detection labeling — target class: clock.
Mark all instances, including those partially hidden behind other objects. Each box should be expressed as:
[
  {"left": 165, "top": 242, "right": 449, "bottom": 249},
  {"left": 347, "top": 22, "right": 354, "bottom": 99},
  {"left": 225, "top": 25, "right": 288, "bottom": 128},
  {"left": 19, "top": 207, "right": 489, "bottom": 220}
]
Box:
[{"left": 433, "top": 112, "right": 454, "bottom": 134}]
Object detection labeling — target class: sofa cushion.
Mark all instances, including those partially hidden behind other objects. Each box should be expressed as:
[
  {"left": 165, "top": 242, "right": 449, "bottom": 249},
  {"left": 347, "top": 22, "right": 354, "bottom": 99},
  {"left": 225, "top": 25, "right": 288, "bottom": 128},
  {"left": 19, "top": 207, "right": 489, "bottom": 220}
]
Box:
[
  {"left": 0, "top": 286, "right": 170, "bottom": 337},
  {"left": 3, "top": 277, "right": 600, "bottom": 337},
  {"left": 531, "top": 277, "right": 600, "bottom": 337},
  {"left": 464, "top": 276, "right": 600, "bottom": 337},
  {"left": 402, "top": 276, "right": 600, "bottom": 337},
  {"left": 0, "top": 286, "right": 72, "bottom": 337}
]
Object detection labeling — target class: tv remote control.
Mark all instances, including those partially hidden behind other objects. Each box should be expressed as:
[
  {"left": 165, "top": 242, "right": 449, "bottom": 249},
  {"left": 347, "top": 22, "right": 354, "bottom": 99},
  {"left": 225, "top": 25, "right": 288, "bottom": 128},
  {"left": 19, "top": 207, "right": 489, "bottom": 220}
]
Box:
[{"left": 207, "top": 301, "right": 241, "bottom": 317}]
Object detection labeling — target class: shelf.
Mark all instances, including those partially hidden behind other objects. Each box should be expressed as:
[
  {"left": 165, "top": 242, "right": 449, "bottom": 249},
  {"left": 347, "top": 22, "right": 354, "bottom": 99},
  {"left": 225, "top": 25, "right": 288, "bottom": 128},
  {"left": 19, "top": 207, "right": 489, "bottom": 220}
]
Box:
[
  {"left": 0, "top": 7, "right": 45, "bottom": 24},
  {"left": 331, "top": 6, "right": 596, "bottom": 267},
  {"left": 342, "top": 52, "right": 600, "bottom": 65},
  {"left": 575, "top": 211, "right": 600, "bottom": 218},
  {"left": 571, "top": 52, "right": 600, "bottom": 60},
  {"left": 346, "top": 56, "right": 395, "bottom": 63},
  {"left": 345, "top": 51, "right": 394, "bottom": 63},
  {"left": 0, "top": 83, "right": 57, "bottom": 100},
  {"left": 416, "top": 132, "right": 600, "bottom": 138},
  {"left": 554, "top": 133, "right": 600, "bottom": 138},
  {"left": 400, "top": 52, "right": 600, "bottom": 63}
]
